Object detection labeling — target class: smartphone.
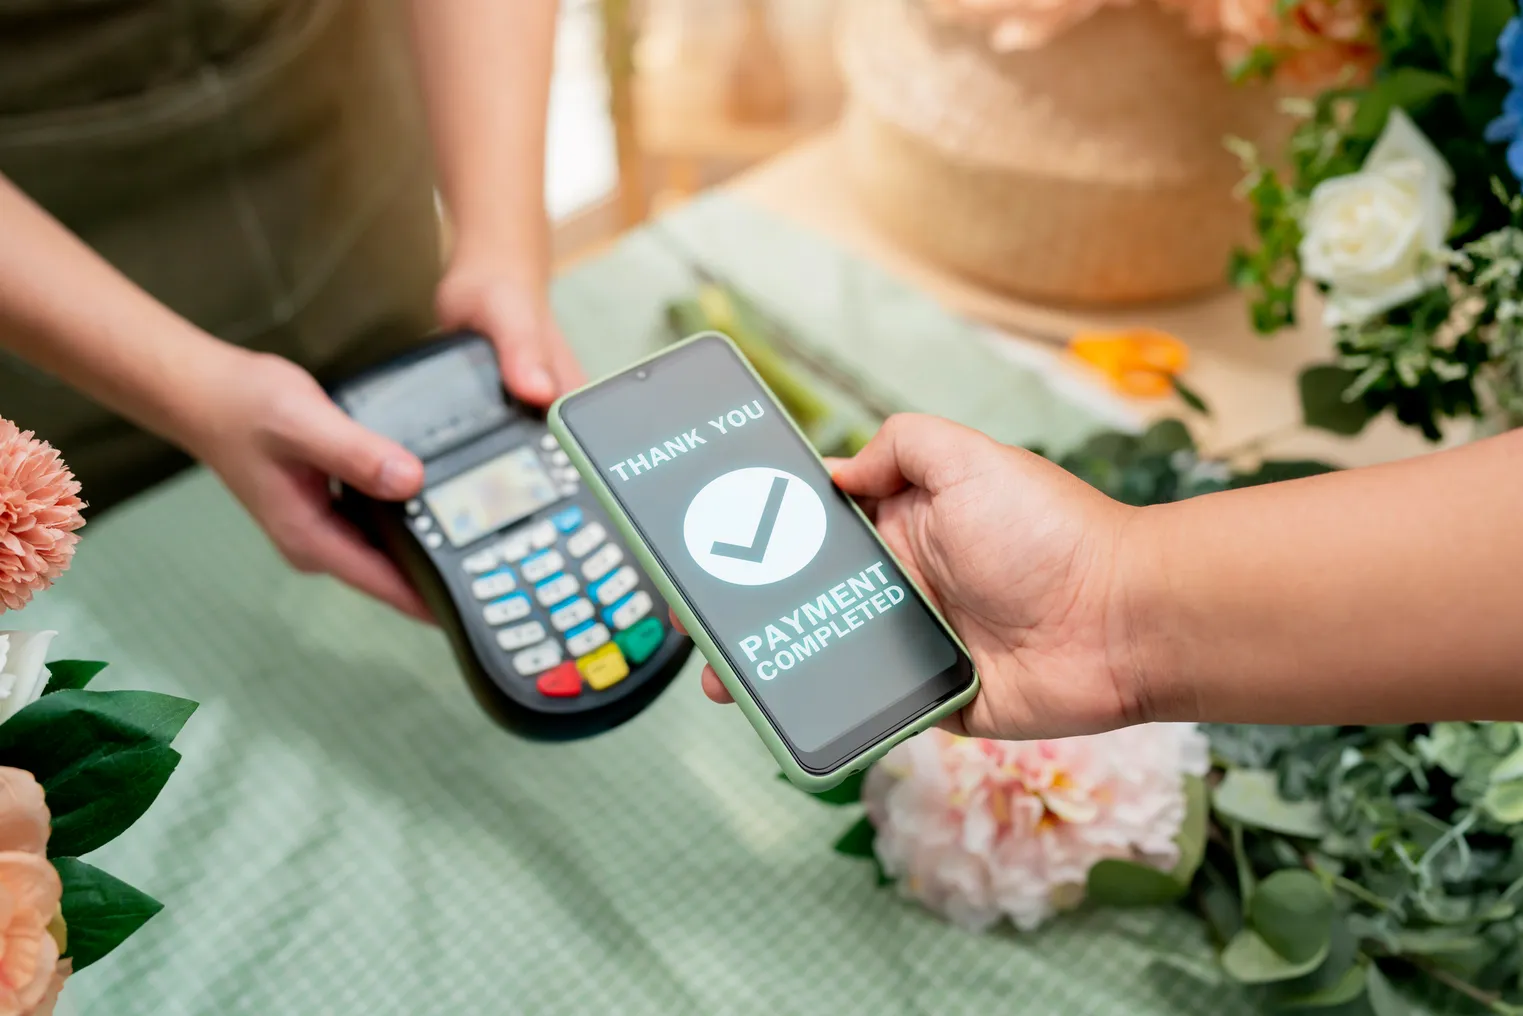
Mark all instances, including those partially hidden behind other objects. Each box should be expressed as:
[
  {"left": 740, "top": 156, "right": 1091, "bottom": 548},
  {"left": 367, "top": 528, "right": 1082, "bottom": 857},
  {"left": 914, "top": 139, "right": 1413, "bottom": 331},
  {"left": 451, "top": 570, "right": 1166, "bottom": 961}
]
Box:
[{"left": 549, "top": 332, "right": 979, "bottom": 790}]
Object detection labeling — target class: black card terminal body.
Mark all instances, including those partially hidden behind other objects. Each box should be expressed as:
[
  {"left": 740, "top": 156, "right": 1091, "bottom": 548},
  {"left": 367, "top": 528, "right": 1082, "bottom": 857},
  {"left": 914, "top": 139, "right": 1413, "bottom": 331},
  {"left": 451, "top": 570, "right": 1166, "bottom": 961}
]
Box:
[{"left": 327, "top": 332, "right": 691, "bottom": 740}]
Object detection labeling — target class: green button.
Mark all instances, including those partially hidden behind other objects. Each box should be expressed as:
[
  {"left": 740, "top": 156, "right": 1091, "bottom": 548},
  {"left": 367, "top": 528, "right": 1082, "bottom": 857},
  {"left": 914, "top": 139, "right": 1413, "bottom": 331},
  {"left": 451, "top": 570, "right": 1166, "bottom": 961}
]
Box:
[{"left": 614, "top": 617, "right": 664, "bottom": 666}]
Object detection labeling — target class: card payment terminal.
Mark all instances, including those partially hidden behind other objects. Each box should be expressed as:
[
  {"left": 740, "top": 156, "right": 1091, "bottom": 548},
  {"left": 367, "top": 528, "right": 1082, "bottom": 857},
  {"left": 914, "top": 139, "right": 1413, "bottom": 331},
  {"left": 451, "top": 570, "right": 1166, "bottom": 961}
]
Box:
[{"left": 328, "top": 333, "right": 691, "bottom": 740}]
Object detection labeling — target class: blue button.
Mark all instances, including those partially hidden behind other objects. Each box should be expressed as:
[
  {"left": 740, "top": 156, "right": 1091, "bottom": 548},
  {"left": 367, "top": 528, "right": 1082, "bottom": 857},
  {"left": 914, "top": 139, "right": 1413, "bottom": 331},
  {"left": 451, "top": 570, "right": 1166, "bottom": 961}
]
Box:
[
  {"left": 550, "top": 595, "right": 583, "bottom": 615},
  {"left": 601, "top": 592, "right": 634, "bottom": 628},
  {"left": 565, "top": 618, "right": 596, "bottom": 639},
  {"left": 552, "top": 505, "right": 584, "bottom": 533}
]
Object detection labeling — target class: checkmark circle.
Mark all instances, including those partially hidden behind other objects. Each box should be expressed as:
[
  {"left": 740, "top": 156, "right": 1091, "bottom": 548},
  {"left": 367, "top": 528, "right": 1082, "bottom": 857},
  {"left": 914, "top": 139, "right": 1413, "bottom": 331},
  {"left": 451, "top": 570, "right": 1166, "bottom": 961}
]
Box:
[{"left": 684, "top": 467, "right": 827, "bottom": 586}]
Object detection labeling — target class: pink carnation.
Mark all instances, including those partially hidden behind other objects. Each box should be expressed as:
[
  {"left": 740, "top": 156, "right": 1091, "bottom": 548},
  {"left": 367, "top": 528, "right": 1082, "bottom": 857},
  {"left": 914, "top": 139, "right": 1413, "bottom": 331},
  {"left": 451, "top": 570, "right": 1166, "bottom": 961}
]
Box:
[
  {"left": 863, "top": 724, "right": 1210, "bottom": 932},
  {"left": 0, "top": 421, "right": 83, "bottom": 613}
]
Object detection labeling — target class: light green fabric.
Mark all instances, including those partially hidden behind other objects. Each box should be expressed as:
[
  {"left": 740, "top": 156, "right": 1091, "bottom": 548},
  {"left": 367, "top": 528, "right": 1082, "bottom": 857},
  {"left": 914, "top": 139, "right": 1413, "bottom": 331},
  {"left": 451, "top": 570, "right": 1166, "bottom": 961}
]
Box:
[{"left": 17, "top": 194, "right": 1272, "bottom": 1014}]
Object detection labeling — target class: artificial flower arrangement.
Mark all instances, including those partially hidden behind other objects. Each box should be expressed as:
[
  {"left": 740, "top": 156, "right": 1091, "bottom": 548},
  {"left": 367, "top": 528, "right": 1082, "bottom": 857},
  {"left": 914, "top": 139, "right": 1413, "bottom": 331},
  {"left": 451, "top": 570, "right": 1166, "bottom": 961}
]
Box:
[
  {"left": 1230, "top": 0, "right": 1523, "bottom": 442},
  {"left": 0, "top": 419, "right": 197, "bottom": 1016},
  {"left": 926, "top": 0, "right": 1378, "bottom": 88},
  {"left": 668, "top": 276, "right": 1523, "bottom": 1013}
]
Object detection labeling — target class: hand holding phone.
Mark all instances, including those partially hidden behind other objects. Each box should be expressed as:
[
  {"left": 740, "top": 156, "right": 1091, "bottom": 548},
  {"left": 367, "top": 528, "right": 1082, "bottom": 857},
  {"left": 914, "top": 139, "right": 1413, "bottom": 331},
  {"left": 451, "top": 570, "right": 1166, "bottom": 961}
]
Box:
[
  {"left": 550, "top": 333, "right": 979, "bottom": 789},
  {"left": 694, "top": 412, "right": 1143, "bottom": 745}
]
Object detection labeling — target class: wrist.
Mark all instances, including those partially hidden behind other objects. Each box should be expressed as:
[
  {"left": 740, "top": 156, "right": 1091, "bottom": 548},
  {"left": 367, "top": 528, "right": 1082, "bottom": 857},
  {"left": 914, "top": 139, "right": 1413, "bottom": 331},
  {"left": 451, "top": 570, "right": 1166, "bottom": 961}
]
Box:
[
  {"left": 442, "top": 216, "right": 550, "bottom": 295},
  {"left": 1111, "top": 501, "right": 1200, "bottom": 727},
  {"left": 152, "top": 338, "right": 264, "bottom": 460}
]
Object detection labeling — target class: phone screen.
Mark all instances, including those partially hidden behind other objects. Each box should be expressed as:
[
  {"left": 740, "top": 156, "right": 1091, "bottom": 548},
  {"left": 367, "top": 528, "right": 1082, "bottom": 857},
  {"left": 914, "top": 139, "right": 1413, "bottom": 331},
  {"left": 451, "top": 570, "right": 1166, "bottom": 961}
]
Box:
[{"left": 557, "top": 335, "right": 974, "bottom": 772}]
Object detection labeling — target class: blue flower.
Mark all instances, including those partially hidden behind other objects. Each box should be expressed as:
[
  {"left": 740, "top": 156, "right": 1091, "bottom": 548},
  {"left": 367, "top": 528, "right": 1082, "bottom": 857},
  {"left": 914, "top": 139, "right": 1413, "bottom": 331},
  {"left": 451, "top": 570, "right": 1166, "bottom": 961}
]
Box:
[
  {"left": 1500, "top": 18, "right": 1523, "bottom": 84},
  {"left": 1489, "top": 18, "right": 1523, "bottom": 179}
]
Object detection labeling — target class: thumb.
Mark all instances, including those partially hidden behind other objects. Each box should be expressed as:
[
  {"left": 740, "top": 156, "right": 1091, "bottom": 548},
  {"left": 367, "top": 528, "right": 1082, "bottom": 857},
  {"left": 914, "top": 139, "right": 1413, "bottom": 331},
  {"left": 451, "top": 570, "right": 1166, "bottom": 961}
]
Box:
[
  {"left": 271, "top": 396, "right": 424, "bottom": 501},
  {"left": 832, "top": 414, "right": 984, "bottom": 500}
]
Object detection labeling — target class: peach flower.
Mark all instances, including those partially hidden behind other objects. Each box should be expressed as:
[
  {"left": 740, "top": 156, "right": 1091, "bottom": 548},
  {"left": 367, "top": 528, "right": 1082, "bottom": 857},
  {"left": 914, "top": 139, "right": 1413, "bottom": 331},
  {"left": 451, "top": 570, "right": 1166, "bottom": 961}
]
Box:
[
  {"left": 925, "top": 0, "right": 1132, "bottom": 50},
  {"left": 0, "top": 767, "right": 65, "bottom": 1016},
  {"left": 0, "top": 421, "right": 84, "bottom": 613},
  {"left": 864, "top": 724, "right": 1210, "bottom": 931},
  {"left": 1162, "top": 0, "right": 1379, "bottom": 88}
]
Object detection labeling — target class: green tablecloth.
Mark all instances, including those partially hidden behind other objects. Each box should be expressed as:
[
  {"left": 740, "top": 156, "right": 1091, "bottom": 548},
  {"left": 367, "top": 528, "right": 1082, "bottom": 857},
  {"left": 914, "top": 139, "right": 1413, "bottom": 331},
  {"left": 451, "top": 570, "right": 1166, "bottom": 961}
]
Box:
[{"left": 16, "top": 194, "right": 1240, "bottom": 1015}]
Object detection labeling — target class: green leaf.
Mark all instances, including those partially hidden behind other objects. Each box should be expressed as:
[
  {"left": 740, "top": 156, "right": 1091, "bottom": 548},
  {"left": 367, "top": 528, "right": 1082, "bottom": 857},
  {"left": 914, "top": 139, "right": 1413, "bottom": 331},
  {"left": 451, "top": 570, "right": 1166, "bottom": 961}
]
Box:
[
  {"left": 1484, "top": 779, "right": 1523, "bottom": 822},
  {"left": 1448, "top": 0, "right": 1476, "bottom": 81},
  {"left": 1300, "top": 366, "right": 1375, "bottom": 437},
  {"left": 1387, "top": 0, "right": 1418, "bottom": 36},
  {"left": 806, "top": 769, "right": 866, "bottom": 805},
  {"left": 45, "top": 743, "right": 182, "bottom": 858},
  {"left": 1280, "top": 961, "right": 1368, "bottom": 1009},
  {"left": 1250, "top": 869, "right": 1335, "bottom": 964},
  {"left": 42, "top": 661, "right": 108, "bottom": 695},
  {"left": 0, "top": 690, "right": 197, "bottom": 857},
  {"left": 1221, "top": 929, "right": 1330, "bottom": 984},
  {"left": 1172, "top": 775, "right": 1209, "bottom": 883},
  {"left": 1201, "top": 873, "right": 1245, "bottom": 947},
  {"left": 1446, "top": 0, "right": 1515, "bottom": 84},
  {"left": 1140, "top": 419, "right": 1195, "bottom": 456},
  {"left": 832, "top": 816, "right": 876, "bottom": 859},
  {"left": 1490, "top": 742, "right": 1523, "bottom": 783},
  {"left": 1364, "top": 965, "right": 1408, "bottom": 1016},
  {"left": 1171, "top": 376, "right": 1211, "bottom": 416},
  {"left": 1351, "top": 69, "right": 1457, "bottom": 138},
  {"left": 0, "top": 690, "right": 196, "bottom": 766},
  {"left": 1390, "top": 927, "right": 1489, "bottom": 959},
  {"left": 1213, "top": 769, "right": 1328, "bottom": 839},
  {"left": 1086, "top": 859, "right": 1189, "bottom": 906},
  {"left": 53, "top": 858, "right": 163, "bottom": 971},
  {"left": 1229, "top": 460, "right": 1340, "bottom": 489}
]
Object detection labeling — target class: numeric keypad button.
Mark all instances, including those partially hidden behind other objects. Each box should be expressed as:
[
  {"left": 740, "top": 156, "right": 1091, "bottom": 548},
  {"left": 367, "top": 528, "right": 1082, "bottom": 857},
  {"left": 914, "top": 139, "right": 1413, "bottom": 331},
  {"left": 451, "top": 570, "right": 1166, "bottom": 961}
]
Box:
[
  {"left": 471, "top": 570, "right": 517, "bottom": 601},
  {"left": 566, "top": 524, "right": 606, "bottom": 558},
  {"left": 581, "top": 544, "right": 623, "bottom": 582},
  {"left": 496, "top": 621, "right": 546, "bottom": 652},
  {"left": 521, "top": 550, "right": 564, "bottom": 584},
  {"left": 513, "top": 641, "right": 563, "bottom": 676}
]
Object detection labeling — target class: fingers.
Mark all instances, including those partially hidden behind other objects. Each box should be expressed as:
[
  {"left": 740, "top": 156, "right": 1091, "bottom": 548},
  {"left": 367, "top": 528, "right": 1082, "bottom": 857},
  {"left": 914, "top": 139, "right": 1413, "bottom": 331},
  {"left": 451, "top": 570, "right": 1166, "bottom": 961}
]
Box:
[
  {"left": 544, "top": 322, "right": 587, "bottom": 393},
  {"left": 701, "top": 666, "right": 732, "bottom": 703},
  {"left": 666, "top": 610, "right": 732, "bottom": 704},
  {"left": 831, "top": 414, "right": 985, "bottom": 500},
  {"left": 497, "top": 338, "right": 558, "bottom": 407},
  {"left": 269, "top": 392, "right": 423, "bottom": 502},
  {"left": 288, "top": 514, "right": 434, "bottom": 623}
]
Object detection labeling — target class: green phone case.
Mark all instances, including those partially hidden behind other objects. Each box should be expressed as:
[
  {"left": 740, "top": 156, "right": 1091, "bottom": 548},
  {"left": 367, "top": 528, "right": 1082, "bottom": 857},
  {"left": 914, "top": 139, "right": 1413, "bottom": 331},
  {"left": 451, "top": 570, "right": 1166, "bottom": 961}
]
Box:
[{"left": 549, "top": 331, "right": 980, "bottom": 791}]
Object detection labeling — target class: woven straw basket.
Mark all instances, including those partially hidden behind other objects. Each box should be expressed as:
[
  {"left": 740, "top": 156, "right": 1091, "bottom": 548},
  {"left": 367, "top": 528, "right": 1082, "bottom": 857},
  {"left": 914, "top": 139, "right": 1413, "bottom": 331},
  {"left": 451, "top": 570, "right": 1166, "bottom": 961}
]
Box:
[{"left": 835, "top": 0, "right": 1291, "bottom": 306}]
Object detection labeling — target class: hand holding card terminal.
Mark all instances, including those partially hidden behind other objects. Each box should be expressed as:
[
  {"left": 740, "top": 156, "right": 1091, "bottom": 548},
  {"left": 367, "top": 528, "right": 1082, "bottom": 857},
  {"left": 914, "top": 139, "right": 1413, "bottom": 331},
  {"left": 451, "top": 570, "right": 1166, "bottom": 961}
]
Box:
[{"left": 328, "top": 333, "right": 691, "bottom": 740}]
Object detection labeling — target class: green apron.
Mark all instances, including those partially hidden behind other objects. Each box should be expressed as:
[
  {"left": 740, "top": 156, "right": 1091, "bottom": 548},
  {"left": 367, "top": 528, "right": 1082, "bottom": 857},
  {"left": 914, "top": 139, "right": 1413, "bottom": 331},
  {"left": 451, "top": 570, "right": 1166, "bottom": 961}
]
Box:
[{"left": 0, "top": 0, "right": 442, "bottom": 512}]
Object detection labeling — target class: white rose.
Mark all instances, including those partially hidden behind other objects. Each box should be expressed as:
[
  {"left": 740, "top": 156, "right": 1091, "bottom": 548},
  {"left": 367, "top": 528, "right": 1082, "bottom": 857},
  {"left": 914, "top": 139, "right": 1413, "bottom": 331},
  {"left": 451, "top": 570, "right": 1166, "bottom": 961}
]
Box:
[
  {"left": 0, "top": 631, "right": 57, "bottom": 724},
  {"left": 1298, "top": 109, "right": 1455, "bottom": 327}
]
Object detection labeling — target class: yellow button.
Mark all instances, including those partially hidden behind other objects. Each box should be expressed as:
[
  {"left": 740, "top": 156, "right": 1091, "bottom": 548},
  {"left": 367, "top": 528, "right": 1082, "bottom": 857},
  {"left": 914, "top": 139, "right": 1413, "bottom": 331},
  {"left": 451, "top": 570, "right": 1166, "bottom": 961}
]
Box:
[{"left": 577, "top": 643, "right": 629, "bottom": 691}]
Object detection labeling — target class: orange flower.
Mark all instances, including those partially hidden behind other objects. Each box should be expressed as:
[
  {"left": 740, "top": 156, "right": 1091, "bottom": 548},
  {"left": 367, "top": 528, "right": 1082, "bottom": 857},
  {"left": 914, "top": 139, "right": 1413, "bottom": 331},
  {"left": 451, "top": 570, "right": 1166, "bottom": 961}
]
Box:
[
  {"left": 0, "top": 768, "right": 64, "bottom": 1016},
  {"left": 0, "top": 420, "right": 84, "bottom": 613},
  {"left": 1068, "top": 328, "right": 1190, "bottom": 397}
]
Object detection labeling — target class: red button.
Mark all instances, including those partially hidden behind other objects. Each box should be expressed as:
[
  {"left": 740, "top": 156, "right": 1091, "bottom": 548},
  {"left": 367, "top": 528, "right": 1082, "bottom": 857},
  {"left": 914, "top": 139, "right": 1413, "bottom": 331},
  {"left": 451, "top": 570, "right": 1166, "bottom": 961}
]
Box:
[{"left": 536, "top": 661, "right": 582, "bottom": 698}]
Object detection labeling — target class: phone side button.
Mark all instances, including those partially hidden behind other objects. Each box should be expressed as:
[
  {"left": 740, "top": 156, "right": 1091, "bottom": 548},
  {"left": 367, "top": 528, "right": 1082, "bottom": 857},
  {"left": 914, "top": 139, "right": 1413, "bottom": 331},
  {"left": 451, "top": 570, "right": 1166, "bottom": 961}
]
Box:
[
  {"left": 576, "top": 643, "right": 629, "bottom": 691},
  {"left": 536, "top": 661, "right": 583, "bottom": 698}
]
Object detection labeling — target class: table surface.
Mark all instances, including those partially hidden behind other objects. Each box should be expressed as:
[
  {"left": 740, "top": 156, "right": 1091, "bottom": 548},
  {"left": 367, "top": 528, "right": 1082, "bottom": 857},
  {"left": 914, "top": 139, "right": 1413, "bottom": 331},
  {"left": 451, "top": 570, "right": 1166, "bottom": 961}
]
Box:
[
  {"left": 13, "top": 192, "right": 1264, "bottom": 1016},
  {"left": 727, "top": 130, "right": 1467, "bottom": 471},
  {"left": 19, "top": 191, "right": 1455, "bottom": 1015}
]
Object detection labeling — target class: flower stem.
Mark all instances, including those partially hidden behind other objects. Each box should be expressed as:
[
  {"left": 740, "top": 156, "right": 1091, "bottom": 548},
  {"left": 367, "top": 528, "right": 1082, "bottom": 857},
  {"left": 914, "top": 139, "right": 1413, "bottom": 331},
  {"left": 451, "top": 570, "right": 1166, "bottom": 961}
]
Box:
[
  {"left": 1409, "top": 958, "right": 1523, "bottom": 1015},
  {"left": 1329, "top": 873, "right": 1394, "bottom": 912}
]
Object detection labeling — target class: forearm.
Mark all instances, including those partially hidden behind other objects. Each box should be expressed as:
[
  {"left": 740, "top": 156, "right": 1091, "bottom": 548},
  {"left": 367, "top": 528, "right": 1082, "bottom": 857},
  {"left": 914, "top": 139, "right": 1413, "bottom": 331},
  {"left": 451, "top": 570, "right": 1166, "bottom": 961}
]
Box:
[
  {"left": 1125, "top": 431, "right": 1523, "bottom": 725},
  {"left": 0, "top": 177, "right": 239, "bottom": 451},
  {"left": 407, "top": 0, "right": 558, "bottom": 287}
]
